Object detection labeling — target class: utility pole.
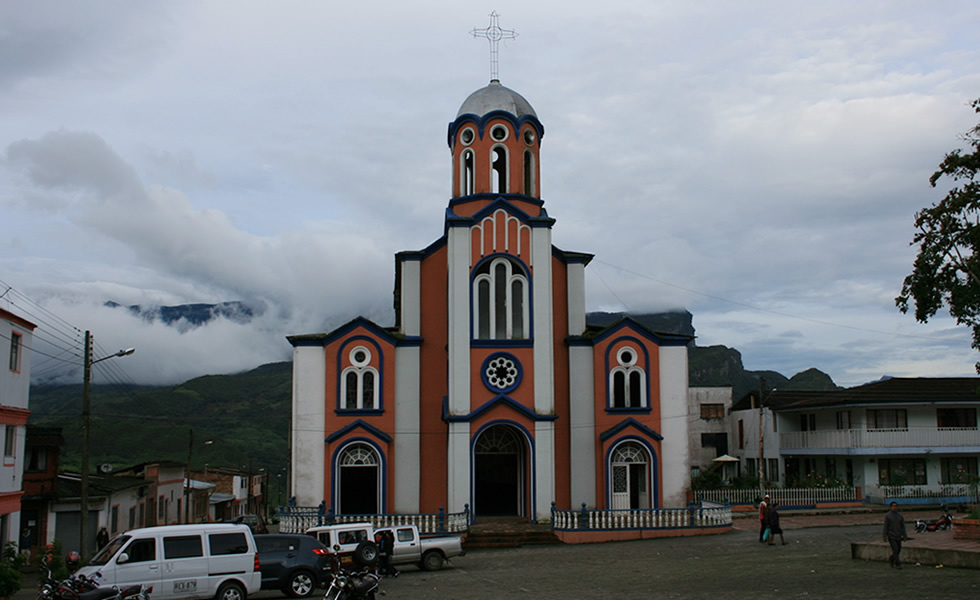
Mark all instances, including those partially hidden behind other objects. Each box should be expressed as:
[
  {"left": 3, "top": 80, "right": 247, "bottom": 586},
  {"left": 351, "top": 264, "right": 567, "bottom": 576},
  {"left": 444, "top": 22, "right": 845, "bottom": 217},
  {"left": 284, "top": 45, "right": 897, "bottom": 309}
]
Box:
[
  {"left": 80, "top": 330, "right": 92, "bottom": 559},
  {"left": 79, "top": 334, "right": 134, "bottom": 558},
  {"left": 185, "top": 429, "right": 193, "bottom": 523},
  {"left": 758, "top": 377, "right": 765, "bottom": 499}
]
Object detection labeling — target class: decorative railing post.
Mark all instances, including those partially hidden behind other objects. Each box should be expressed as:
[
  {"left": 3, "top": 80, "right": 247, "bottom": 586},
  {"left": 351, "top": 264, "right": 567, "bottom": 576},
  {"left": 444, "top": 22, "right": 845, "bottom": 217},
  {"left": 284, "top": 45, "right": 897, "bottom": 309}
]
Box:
[{"left": 580, "top": 503, "right": 588, "bottom": 530}]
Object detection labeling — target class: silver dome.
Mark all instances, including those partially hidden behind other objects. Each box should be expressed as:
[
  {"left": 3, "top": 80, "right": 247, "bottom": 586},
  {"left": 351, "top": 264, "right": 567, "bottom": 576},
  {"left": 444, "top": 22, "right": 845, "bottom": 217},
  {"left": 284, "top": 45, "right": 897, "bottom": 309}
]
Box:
[{"left": 456, "top": 80, "right": 537, "bottom": 119}]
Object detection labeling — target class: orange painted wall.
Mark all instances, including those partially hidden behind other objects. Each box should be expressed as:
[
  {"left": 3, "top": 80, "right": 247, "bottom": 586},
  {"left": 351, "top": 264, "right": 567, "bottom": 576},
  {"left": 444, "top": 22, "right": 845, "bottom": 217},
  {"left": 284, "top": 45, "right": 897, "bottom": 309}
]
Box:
[
  {"left": 550, "top": 256, "right": 572, "bottom": 509},
  {"left": 322, "top": 328, "right": 397, "bottom": 510},
  {"left": 590, "top": 329, "right": 664, "bottom": 509},
  {"left": 417, "top": 245, "right": 450, "bottom": 513}
]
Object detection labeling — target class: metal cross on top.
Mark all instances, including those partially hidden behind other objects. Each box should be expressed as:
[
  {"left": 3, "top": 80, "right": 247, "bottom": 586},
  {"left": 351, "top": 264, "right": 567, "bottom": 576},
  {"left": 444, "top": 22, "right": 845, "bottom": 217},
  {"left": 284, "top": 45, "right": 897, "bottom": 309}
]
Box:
[{"left": 471, "top": 10, "right": 518, "bottom": 82}]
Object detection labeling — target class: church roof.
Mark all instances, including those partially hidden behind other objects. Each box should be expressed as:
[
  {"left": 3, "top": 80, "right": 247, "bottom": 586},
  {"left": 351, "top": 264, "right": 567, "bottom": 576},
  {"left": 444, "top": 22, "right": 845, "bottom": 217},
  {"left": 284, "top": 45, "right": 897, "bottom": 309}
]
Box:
[{"left": 456, "top": 80, "right": 537, "bottom": 118}]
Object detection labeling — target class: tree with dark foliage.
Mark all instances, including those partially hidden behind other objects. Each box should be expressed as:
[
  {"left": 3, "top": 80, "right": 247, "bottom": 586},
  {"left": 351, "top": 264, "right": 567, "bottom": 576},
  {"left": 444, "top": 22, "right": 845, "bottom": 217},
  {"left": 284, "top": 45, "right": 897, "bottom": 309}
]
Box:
[{"left": 897, "top": 98, "right": 980, "bottom": 370}]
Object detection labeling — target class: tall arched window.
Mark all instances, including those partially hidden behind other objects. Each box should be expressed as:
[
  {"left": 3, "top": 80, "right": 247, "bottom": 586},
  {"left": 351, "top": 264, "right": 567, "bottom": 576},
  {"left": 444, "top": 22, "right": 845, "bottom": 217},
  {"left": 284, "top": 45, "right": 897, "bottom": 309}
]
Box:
[
  {"left": 523, "top": 149, "right": 535, "bottom": 196},
  {"left": 491, "top": 146, "right": 507, "bottom": 194},
  {"left": 462, "top": 149, "right": 475, "bottom": 195},
  {"left": 609, "top": 346, "right": 646, "bottom": 409},
  {"left": 473, "top": 257, "right": 529, "bottom": 340},
  {"left": 340, "top": 346, "right": 379, "bottom": 410}
]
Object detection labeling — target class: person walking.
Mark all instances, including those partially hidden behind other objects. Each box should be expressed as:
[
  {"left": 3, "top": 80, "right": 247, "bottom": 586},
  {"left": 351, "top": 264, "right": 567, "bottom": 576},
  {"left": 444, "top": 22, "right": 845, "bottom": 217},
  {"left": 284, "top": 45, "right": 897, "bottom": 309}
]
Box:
[
  {"left": 766, "top": 501, "right": 786, "bottom": 545},
  {"left": 882, "top": 501, "right": 908, "bottom": 568},
  {"left": 758, "top": 494, "right": 770, "bottom": 543}
]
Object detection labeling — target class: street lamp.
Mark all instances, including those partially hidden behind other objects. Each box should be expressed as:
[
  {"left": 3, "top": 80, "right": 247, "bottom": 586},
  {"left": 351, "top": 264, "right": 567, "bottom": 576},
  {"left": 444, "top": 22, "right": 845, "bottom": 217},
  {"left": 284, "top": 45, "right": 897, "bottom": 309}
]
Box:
[
  {"left": 80, "top": 331, "right": 134, "bottom": 558},
  {"left": 185, "top": 431, "right": 213, "bottom": 523}
]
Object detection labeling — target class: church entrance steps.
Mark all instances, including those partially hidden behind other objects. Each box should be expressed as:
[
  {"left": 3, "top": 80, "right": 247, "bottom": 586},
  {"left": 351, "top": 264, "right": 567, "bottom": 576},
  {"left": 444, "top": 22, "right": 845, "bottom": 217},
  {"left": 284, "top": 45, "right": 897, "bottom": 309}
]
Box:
[{"left": 463, "top": 517, "right": 561, "bottom": 549}]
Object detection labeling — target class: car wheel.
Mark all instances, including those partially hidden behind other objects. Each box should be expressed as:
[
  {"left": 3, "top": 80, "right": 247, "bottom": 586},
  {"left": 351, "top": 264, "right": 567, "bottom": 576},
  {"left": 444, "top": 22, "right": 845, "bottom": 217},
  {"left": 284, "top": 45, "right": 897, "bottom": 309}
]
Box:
[
  {"left": 284, "top": 570, "right": 316, "bottom": 598},
  {"left": 421, "top": 550, "right": 444, "bottom": 571},
  {"left": 216, "top": 581, "right": 246, "bottom": 600},
  {"left": 353, "top": 541, "right": 379, "bottom": 567}
]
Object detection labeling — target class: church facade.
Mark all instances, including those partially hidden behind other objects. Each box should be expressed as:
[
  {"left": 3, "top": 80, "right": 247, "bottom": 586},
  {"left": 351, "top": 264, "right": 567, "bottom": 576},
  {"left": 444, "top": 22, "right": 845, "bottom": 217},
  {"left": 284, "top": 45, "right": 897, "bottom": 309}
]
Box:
[{"left": 288, "top": 80, "right": 691, "bottom": 522}]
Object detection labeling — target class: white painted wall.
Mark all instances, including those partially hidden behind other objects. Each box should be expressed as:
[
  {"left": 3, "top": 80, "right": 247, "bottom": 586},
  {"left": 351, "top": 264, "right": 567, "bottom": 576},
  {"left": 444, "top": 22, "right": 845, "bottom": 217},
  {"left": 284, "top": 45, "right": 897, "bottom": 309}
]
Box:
[
  {"left": 658, "top": 346, "right": 690, "bottom": 508},
  {"left": 291, "top": 345, "right": 326, "bottom": 506}
]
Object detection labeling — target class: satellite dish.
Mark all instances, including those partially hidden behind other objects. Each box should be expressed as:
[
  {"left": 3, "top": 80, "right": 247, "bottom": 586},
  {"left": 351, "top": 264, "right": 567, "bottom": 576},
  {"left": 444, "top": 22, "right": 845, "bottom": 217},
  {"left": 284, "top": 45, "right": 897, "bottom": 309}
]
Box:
[{"left": 98, "top": 463, "right": 113, "bottom": 474}]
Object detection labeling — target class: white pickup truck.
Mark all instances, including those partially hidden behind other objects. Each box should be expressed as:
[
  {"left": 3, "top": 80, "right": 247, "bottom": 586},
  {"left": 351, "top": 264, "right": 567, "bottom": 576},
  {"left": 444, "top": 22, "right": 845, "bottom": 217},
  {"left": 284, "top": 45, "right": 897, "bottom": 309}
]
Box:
[{"left": 306, "top": 523, "right": 465, "bottom": 571}]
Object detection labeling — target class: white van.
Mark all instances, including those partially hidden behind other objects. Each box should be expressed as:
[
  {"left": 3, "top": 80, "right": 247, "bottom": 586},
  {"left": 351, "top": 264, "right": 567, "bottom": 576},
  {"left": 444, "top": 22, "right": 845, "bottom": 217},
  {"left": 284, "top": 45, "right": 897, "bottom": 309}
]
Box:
[{"left": 76, "top": 524, "right": 261, "bottom": 600}]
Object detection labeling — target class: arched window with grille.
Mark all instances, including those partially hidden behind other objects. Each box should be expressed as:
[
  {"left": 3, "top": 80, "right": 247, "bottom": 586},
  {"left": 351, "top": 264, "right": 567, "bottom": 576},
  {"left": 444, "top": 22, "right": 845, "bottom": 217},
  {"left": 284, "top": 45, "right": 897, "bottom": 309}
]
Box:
[
  {"left": 473, "top": 257, "right": 529, "bottom": 340},
  {"left": 609, "top": 345, "right": 647, "bottom": 409},
  {"left": 340, "top": 346, "right": 379, "bottom": 411}
]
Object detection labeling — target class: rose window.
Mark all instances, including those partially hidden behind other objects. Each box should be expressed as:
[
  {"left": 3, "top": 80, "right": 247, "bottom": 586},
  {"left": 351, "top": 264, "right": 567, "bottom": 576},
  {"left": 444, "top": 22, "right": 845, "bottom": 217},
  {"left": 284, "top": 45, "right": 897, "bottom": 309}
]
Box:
[{"left": 482, "top": 353, "right": 521, "bottom": 393}]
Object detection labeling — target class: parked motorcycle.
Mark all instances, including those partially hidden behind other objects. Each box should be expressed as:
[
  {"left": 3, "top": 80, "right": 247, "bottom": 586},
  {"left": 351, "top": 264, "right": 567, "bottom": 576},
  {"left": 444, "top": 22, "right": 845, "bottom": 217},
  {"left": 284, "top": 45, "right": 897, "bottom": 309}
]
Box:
[
  {"left": 914, "top": 503, "right": 953, "bottom": 533},
  {"left": 321, "top": 543, "right": 381, "bottom": 600},
  {"left": 38, "top": 555, "right": 151, "bottom": 600}
]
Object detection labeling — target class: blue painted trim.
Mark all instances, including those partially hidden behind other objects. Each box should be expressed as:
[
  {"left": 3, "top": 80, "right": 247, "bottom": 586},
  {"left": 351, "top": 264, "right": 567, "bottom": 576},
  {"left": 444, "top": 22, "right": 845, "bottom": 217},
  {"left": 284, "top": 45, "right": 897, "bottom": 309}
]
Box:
[
  {"left": 470, "top": 420, "right": 538, "bottom": 523},
  {"left": 471, "top": 339, "right": 534, "bottom": 348},
  {"left": 443, "top": 394, "right": 557, "bottom": 423},
  {"left": 603, "top": 435, "right": 660, "bottom": 509},
  {"left": 448, "top": 112, "right": 545, "bottom": 150},
  {"left": 599, "top": 417, "right": 664, "bottom": 442},
  {"left": 590, "top": 316, "right": 693, "bottom": 347},
  {"left": 329, "top": 437, "right": 387, "bottom": 514},
  {"left": 336, "top": 336, "right": 385, "bottom": 413},
  {"left": 552, "top": 246, "right": 594, "bottom": 265},
  {"left": 287, "top": 316, "right": 398, "bottom": 348},
  {"left": 326, "top": 419, "right": 393, "bottom": 444},
  {"left": 449, "top": 192, "right": 544, "bottom": 212}
]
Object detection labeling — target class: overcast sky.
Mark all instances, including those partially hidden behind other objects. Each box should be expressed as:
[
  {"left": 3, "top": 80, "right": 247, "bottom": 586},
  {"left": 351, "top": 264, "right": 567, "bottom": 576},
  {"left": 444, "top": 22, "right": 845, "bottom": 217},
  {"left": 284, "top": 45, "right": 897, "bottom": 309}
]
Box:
[{"left": 2, "top": 1, "right": 980, "bottom": 387}]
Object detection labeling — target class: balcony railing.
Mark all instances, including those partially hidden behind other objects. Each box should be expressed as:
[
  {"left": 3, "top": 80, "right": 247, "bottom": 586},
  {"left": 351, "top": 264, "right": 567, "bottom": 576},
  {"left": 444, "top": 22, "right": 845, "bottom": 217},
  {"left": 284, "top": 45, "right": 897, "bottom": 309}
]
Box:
[{"left": 780, "top": 427, "right": 980, "bottom": 450}]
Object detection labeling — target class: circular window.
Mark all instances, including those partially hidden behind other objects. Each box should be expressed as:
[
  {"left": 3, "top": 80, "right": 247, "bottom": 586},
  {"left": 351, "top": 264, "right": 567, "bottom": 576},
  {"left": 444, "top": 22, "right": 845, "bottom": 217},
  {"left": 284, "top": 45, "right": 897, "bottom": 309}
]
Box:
[
  {"left": 482, "top": 353, "right": 522, "bottom": 393},
  {"left": 490, "top": 124, "right": 508, "bottom": 142},
  {"left": 460, "top": 127, "right": 475, "bottom": 145},
  {"left": 350, "top": 346, "right": 371, "bottom": 367},
  {"left": 523, "top": 129, "right": 535, "bottom": 145},
  {"left": 617, "top": 347, "right": 637, "bottom": 367}
]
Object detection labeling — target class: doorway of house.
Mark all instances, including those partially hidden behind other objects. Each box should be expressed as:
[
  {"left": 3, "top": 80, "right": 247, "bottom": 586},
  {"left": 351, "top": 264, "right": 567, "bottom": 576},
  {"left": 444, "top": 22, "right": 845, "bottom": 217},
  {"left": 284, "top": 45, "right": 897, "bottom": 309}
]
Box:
[
  {"left": 474, "top": 424, "right": 525, "bottom": 517},
  {"left": 338, "top": 443, "right": 379, "bottom": 514}
]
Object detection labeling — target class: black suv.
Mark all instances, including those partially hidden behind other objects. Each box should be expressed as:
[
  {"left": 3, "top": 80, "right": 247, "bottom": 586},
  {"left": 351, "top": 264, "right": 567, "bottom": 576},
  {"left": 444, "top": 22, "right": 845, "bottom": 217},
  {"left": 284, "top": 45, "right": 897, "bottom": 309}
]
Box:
[{"left": 255, "top": 534, "right": 332, "bottom": 598}]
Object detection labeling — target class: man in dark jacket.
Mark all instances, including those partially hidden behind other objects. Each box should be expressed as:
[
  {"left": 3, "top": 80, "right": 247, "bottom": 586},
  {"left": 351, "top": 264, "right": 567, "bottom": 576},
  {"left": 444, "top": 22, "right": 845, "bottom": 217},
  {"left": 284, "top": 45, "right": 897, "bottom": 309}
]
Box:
[{"left": 882, "top": 501, "right": 908, "bottom": 568}]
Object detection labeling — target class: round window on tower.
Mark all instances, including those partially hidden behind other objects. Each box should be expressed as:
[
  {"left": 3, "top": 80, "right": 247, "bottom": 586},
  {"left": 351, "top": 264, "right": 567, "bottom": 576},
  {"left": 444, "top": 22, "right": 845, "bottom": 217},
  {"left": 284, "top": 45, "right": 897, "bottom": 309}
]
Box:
[
  {"left": 490, "top": 124, "right": 509, "bottom": 142},
  {"left": 460, "top": 127, "right": 475, "bottom": 146},
  {"left": 617, "top": 346, "right": 638, "bottom": 367},
  {"left": 523, "top": 129, "right": 536, "bottom": 146}
]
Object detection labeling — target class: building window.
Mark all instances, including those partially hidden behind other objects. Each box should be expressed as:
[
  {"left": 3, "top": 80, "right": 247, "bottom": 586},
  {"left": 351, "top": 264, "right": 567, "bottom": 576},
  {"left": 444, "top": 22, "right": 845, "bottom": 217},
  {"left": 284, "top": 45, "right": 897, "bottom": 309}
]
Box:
[
  {"left": 3, "top": 427, "right": 14, "bottom": 459},
  {"left": 941, "top": 457, "right": 978, "bottom": 484},
  {"left": 26, "top": 447, "right": 45, "bottom": 472},
  {"left": 937, "top": 408, "right": 977, "bottom": 428},
  {"left": 473, "top": 257, "right": 529, "bottom": 340},
  {"left": 523, "top": 149, "right": 535, "bottom": 196},
  {"left": 340, "top": 346, "right": 379, "bottom": 411},
  {"left": 8, "top": 332, "right": 21, "bottom": 372},
  {"left": 836, "top": 411, "right": 852, "bottom": 430},
  {"left": 737, "top": 420, "right": 744, "bottom": 450},
  {"left": 867, "top": 409, "right": 907, "bottom": 430},
  {"left": 768, "top": 458, "right": 779, "bottom": 482},
  {"left": 700, "top": 433, "right": 728, "bottom": 456},
  {"left": 491, "top": 145, "right": 507, "bottom": 193},
  {"left": 878, "top": 458, "right": 926, "bottom": 486},
  {"left": 609, "top": 346, "right": 646, "bottom": 409},
  {"left": 799, "top": 414, "right": 816, "bottom": 431},
  {"left": 700, "top": 404, "right": 725, "bottom": 419},
  {"left": 461, "top": 149, "right": 475, "bottom": 195}
]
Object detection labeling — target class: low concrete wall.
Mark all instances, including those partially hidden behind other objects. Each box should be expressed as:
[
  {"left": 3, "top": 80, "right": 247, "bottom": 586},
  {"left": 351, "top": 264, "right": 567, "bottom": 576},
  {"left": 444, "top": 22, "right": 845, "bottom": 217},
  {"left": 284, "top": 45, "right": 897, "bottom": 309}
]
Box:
[
  {"left": 851, "top": 541, "right": 980, "bottom": 570},
  {"left": 555, "top": 524, "right": 732, "bottom": 544}
]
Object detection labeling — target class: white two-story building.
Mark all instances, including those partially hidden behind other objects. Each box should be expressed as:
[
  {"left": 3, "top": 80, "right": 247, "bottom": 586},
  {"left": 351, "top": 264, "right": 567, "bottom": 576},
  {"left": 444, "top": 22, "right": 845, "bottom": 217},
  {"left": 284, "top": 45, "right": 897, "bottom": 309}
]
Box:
[
  {"left": 0, "top": 307, "right": 35, "bottom": 547},
  {"left": 732, "top": 377, "right": 980, "bottom": 504}
]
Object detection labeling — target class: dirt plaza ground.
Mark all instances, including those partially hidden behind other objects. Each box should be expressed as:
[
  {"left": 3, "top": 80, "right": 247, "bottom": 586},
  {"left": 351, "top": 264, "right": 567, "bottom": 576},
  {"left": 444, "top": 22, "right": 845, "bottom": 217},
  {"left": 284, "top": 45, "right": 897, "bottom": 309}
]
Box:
[{"left": 330, "top": 521, "right": 978, "bottom": 600}]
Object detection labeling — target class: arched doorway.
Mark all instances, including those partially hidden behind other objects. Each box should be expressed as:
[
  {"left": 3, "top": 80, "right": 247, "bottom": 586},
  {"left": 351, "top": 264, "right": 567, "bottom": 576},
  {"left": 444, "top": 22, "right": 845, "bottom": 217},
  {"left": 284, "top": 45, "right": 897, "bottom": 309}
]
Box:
[
  {"left": 337, "top": 443, "right": 380, "bottom": 514},
  {"left": 610, "top": 442, "right": 650, "bottom": 509},
  {"left": 474, "top": 424, "right": 525, "bottom": 517}
]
